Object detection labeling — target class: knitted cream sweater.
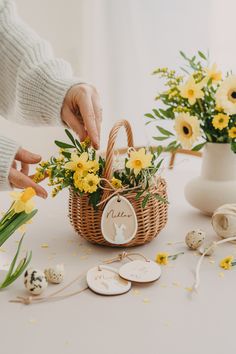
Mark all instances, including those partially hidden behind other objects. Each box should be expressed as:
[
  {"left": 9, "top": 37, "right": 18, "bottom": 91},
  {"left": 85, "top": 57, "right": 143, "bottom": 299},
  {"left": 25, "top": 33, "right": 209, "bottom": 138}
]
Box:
[{"left": 0, "top": 0, "right": 81, "bottom": 190}]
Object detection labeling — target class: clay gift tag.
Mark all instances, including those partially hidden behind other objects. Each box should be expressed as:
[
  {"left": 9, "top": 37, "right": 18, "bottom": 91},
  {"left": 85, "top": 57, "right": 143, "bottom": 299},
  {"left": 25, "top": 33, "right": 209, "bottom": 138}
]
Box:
[
  {"left": 101, "top": 195, "right": 138, "bottom": 245},
  {"left": 86, "top": 265, "right": 131, "bottom": 295},
  {"left": 119, "top": 260, "right": 161, "bottom": 283}
]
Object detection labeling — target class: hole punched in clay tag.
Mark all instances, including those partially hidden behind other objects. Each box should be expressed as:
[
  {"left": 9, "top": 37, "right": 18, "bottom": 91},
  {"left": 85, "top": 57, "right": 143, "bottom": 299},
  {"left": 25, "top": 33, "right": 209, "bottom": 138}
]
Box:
[{"left": 101, "top": 195, "right": 138, "bottom": 245}]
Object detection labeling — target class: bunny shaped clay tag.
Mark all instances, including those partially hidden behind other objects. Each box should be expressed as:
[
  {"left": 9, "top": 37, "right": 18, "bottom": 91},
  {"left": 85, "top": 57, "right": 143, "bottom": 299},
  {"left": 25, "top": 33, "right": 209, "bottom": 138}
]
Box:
[{"left": 101, "top": 195, "right": 138, "bottom": 245}]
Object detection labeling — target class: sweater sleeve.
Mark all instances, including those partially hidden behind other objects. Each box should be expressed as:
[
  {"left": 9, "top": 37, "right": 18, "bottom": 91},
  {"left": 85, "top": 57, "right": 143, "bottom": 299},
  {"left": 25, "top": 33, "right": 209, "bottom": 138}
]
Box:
[
  {"left": 0, "top": 0, "right": 82, "bottom": 126},
  {"left": 0, "top": 135, "right": 19, "bottom": 190}
]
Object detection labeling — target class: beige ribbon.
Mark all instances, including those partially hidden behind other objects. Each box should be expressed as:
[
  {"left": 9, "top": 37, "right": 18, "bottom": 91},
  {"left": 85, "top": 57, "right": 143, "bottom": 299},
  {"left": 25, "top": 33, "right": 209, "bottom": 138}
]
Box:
[
  {"left": 10, "top": 252, "right": 149, "bottom": 305},
  {"left": 96, "top": 177, "right": 159, "bottom": 207}
]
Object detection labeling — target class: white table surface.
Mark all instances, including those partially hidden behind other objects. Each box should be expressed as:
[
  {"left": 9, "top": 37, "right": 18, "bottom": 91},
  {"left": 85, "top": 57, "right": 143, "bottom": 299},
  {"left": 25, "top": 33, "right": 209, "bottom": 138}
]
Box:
[{"left": 0, "top": 154, "right": 234, "bottom": 354}]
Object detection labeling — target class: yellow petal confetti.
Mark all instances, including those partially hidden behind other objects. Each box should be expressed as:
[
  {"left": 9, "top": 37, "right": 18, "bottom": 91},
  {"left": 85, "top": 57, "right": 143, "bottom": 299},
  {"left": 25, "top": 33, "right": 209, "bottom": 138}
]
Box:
[
  {"left": 29, "top": 319, "right": 37, "bottom": 324},
  {"left": 142, "top": 298, "right": 150, "bottom": 304},
  {"left": 185, "top": 287, "right": 193, "bottom": 292},
  {"left": 218, "top": 272, "right": 225, "bottom": 278},
  {"left": 41, "top": 243, "right": 49, "bottom": 249}
]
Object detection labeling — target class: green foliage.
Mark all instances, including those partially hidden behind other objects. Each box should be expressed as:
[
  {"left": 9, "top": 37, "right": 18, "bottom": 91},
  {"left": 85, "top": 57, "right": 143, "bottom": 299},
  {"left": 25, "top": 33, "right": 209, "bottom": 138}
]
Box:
[{"left": 145, "top": 51, "right": 236, "bottom": 153}]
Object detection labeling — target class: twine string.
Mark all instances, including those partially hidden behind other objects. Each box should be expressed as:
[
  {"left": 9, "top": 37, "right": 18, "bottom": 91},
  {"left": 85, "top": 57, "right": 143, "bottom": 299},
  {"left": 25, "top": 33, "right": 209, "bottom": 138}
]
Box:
[
  {"left": 193, "top": 235, "right": 236, "bottom": 291},
  {"left": 9, "top": 252, "right": 149, "bottom": 305}
]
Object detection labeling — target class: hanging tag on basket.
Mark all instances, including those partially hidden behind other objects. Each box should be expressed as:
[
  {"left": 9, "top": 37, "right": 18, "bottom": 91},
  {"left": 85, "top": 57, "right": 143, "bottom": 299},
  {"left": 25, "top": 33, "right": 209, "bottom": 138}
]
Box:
[
  {"left": 119, "top": 260, "right": 161, "bottom": 283},
  {"left": 86, "top": 265, "right": 131, "bottom": 295},
  {"left": 101, "top": 195, "right": 138, "bottom": 245}
]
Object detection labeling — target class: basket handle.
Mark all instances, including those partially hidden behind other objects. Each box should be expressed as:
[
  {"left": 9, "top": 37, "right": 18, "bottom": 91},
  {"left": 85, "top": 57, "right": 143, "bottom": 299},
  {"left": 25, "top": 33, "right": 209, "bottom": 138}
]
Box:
[{"left": 103, "top": 120, "right": 134, "bottom": 180}]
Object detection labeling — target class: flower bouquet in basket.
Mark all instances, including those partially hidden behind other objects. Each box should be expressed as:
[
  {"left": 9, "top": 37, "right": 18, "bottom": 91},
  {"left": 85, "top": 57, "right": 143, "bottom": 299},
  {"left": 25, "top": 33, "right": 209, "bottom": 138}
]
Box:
[
  {"left": 145, "top": 51, "right": 236, "bottom": 214},
  {"left": 35, "top": 120, "right": 168, "bottom": 247}
]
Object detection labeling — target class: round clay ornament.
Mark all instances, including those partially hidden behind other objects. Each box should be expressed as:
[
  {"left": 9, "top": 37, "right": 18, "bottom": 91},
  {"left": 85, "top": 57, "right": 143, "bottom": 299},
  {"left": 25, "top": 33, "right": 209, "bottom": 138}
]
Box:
[
  {"left": 119, "top": 260, "right": 161, "bottom": 283},
  {"left": 101, "top": 195, "right": 138, "bottom": 245},
  {"left": 185, "top": 229, "right": 206, "bottom": 250},
  {"left": 86, "top": 265, "right": 131, "bottom": 295},
  {"left": 24, "top": 268, "right": 48, "bottom": 295}
]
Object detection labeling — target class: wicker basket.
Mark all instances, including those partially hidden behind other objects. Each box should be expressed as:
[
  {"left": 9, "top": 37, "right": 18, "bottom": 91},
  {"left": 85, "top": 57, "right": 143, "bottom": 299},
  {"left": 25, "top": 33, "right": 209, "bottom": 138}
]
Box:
[{"left": 68, "top": 120, "right": 168, "bottom": 247}]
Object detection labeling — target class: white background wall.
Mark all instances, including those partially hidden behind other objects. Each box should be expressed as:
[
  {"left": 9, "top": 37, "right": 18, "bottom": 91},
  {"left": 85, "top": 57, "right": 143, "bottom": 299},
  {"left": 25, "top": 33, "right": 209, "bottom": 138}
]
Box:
[{"left": 1, "top": 0, "right": 234, "bottom": 158}]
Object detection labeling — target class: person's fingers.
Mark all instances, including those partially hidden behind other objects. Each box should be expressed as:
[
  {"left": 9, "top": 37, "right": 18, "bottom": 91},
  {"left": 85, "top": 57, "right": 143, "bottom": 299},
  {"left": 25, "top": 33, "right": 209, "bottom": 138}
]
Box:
[
  {"left": 92, "top": 93, "right": 102, "bottom": 144},
  {"left": 62, "top": 105, "right": 87, "bottom": 141},
  {"left": 15, "top": 148, "right": 41, "bottom": 164},
  {"left": 21, "top": 162, "right": 29, "bottom": 175},
  {"left": 78, "top": 93, "right": 99, "bottom": 149},
  {"left": 12, "top": 160, "right": 17, "bottom": 169},
  {"left": 9, "top": 168, "right": 48, "bottom": 199}
]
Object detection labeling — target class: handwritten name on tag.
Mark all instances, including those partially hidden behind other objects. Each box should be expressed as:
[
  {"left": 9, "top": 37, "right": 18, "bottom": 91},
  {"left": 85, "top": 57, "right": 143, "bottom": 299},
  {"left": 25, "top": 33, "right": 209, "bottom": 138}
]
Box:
[{"left": 101, "top": 196, "right": 138, "bottom": 245}]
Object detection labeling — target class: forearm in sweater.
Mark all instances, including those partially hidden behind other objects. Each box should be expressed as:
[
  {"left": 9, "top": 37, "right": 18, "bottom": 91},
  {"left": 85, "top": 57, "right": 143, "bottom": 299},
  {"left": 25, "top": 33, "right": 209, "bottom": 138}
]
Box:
[
  {"left": 0, "top": 135, "right": 19, "bottom": 190},
  {"left": 0, "top": 0, "right": 81, "bottom": 126}
]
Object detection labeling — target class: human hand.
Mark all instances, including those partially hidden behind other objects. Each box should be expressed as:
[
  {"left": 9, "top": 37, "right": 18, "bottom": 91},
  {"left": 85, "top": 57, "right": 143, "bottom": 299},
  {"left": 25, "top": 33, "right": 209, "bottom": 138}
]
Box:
[
  {"left": 9, "top": 148, "right": 48, "bottom": 199},
  {"left": 61, "top": 84, "right": 102, "bottom": 149}
]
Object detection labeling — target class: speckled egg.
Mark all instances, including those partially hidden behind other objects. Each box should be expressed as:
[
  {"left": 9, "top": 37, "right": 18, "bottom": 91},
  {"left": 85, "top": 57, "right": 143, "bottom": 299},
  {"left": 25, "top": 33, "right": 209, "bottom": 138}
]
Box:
[
  {"left": 44, "top": 264, "right": 64, "bottom": 284},
  {"left": 24, "top": 268, "right": 48, "bottom": 295},
  {"left": 185, "top": 229, "right": 206, "bottom": 250}
]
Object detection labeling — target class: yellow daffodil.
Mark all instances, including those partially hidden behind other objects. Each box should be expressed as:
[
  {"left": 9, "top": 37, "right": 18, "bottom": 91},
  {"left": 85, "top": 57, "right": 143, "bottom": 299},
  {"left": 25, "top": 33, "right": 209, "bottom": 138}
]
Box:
[
  {"left": 229, "top": 126, "right": 236, "bottom": 139},
  {"left": 155, "top": 252, "right": 169, "bottom": 265},
  {"left": 11, "top": 187, "right": 36, "bottom": 214},
  {"left": 126, "top": 148, "right": 152, "bottom": 176},
  {"left": 174, "top": 112, "right": 201, "bottom": 149},
  {"left": 220, "top": 256, "right": 234, "bottom": 270},
  {"left": 205, "top": 63, "right": 222, "bottom": 83},
  {"left": 179, "top": 76, "right": 206, "bottom": 105},
  {"left": 64, "top": 152, "right": 89, "bottom": 174},
  {"left": 216, "top": 75, "right": 236, "bottom": 115},
  {"left": 212, "top": 113, "right": 230, "bottom": 130},
  {"left": 81, "top": 136, "right": 91, "bottom": 149},
  {"left": 87, "top": 160, "right": 99, "bottom": 174},
  {"left": 83, "top": 173, "right": 100, "bottom": 193},
  {"left": 111, "top": 177, "right": 122, "bottom": 189}
]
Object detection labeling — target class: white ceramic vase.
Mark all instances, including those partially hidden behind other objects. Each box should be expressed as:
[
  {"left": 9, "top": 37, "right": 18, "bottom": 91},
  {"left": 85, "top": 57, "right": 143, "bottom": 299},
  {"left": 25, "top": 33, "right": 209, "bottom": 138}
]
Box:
[{"left": 184, "top": 143, "right": 236, "bottom": 215}]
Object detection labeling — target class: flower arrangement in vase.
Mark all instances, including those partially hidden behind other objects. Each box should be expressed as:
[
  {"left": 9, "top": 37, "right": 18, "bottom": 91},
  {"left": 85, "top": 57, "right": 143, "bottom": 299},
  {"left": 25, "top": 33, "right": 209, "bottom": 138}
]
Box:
[{"left": 145, "top": 51, "right": 236, "bottom": 214}]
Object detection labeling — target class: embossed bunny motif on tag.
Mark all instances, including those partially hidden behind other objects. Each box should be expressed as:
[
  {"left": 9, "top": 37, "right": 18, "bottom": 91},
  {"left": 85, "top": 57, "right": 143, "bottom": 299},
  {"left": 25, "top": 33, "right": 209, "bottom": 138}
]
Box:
[{"left": 101, "top": 195, "right": 138, "bottom": 245}]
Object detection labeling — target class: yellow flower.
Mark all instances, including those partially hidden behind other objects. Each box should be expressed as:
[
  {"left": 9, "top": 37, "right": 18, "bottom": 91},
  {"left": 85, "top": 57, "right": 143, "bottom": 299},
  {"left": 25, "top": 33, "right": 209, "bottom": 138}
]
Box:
[
  {"left": 73, "top": 171, "right": 84, "bottom": 192},
  {"left": 174, "top": 112, "right": 201, "bottom": 149},
  {"left": 126, "top": 148, "right": 152, "bottom": 176},
  {"left": 83, "top": 173, "right": 100, "bottom": 193},
  {"left": 229, "top": 126, "right": 236, "bottom": 139},
  {"left": 179, "top": 76, "right": 206, "bottom": 105},
  {"left": 205, "top": 63, "right": 222, "bottom": 83},
  {"left": 220, "top": 256, "right": 234, "bottom": 270},
  {"left": 155, "top": 252, "right": 169, "bottom": 265},
  {"left": 81, "top": 136, "right": 91, "bottom": 149},
  {"left": 11, "top": 187, "right": 36, "bottom": 214},
  {"left": 111, "top": 177, "right": 122, "bottom": 189},
  {"left": 212, "top": 113, "right": 230, "bottom": 130},
  {"left": 87, "top": 160, "right": 99, "bottom": 174},
  {"left": 216, "top": 75, "right": 236, "bottom": 115},
  {"left": 65, "top": 152, "right": 89, "bottom": 174}
]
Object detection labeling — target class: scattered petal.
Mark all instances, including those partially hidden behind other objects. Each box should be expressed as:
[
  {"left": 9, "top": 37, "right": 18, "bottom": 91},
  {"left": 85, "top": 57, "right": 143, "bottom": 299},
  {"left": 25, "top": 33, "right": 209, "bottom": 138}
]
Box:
[
  {"left": 218, "top": 272, "right": 225, "bottom": 278},
  {"left": 160, "top": 283, "right": 168, "bottom": 288},
  {"left": 41, "top": 243, "right": 49, "bottom": 249},
  {"left": 29, "top": 319, "right": 37, "bottom": 324},
  {"left": 142, "top": 298, "right": 150, "bottom": 304},
  {"left": 80, "top": 255, "right": 88, "bottom": 261},
  {"left": 185, "top": 287, "right": 193, "bottom": 292}
]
